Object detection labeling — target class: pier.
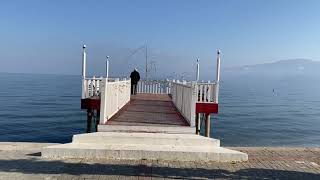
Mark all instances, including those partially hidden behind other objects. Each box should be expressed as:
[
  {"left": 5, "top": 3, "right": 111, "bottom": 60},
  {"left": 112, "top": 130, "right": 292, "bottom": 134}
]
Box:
[{"left": 42, "top": 45, "right": 248, "bottom": 162}]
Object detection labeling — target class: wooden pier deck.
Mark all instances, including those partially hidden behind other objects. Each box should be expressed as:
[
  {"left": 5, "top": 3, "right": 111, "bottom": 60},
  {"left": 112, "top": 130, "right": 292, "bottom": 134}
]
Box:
[{"left": 106, "top": 94, "right": 189, "bottom": 127}]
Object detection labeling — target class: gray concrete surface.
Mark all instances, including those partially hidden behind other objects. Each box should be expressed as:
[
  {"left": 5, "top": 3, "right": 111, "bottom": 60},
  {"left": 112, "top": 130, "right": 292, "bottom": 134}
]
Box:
[
  {"left": 42, "top": 143, "right": 247, "bottom": 162},
  {"left": 72, "top": 132, "right": 220, "bottom": 146},
  {"left": 0, "top": 142, "right": 319, "bottom": 179},
  {"left": 42, "top": 132, "right": 247, "bottom": 162}
]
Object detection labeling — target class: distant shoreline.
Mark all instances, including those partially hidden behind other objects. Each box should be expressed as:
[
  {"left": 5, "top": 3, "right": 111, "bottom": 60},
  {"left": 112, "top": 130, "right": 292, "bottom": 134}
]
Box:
[{"left": 0, "top": 71, "right": 79, "bottom": 77}]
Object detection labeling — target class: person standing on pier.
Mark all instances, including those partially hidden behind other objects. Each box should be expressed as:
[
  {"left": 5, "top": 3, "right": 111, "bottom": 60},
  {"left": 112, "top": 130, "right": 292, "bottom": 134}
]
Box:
[{"left": 130, "top": 68, "right": 140, "bottom": 95}]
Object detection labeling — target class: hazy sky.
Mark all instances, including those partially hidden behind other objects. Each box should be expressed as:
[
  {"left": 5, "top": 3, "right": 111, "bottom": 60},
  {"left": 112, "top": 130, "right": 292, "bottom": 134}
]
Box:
[{"left": 1, "top": 0, "right": 320, "bottom": 78}]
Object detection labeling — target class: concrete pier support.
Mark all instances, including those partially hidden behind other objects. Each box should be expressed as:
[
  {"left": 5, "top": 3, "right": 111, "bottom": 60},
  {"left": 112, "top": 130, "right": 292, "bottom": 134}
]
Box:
[
  {"left": 195, "top": 113, "right": 200, "bottom": 135},
  {"left": 205, "top": 114, "right": 211, "bottom": 137},
  {"left": 95, "top": 110, "right": 100, "bottom": 132},
  {"left": 86, "top": 109, "right": 93, "bottom": 133}
]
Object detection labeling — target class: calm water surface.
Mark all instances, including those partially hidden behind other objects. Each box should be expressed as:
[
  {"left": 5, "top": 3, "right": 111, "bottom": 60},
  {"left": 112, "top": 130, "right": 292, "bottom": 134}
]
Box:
[{"left": 0, "top": 73, "right": 319, "bottom": 146}]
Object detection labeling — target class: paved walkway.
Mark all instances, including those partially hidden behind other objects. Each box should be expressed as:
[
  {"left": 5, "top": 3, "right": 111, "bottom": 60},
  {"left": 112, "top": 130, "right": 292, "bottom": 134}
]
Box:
[
  {"left": 107, "top": 94, "right": 188, "bottom": 127},
  {"left": 0, "top": 142, "right": 319, "bottom": 179}
]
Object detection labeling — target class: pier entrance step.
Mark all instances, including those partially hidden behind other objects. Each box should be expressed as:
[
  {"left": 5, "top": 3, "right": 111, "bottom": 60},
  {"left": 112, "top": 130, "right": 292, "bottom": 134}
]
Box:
[
  {"left": 42, "top": 132, "right": 248, "bottom": 162},
  {"left": 98, "top": 125, "right": 194, "bottom": 134},
  {"left": 72, "top": 132, "right": 220, "bottom": 147}
]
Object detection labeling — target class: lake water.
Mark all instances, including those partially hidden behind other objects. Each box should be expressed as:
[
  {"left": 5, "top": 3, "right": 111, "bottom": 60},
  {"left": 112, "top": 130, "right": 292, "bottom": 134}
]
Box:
[{"left": 0, "top": 73, "right": 319, "bottom": 146}]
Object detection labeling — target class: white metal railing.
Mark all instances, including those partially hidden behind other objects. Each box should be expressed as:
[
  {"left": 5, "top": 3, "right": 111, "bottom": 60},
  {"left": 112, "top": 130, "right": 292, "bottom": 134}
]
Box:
[
  {"left": 81, "top": 77, "right": 103, "bottom": 99},
  {"left": 137, "top": 80, "right": 171, "bottom": 94},
  {"left": 81, "top": 77, "right": 121, "bottom": 99},
  {"left": 196, "top": 82, "right": 218, "bottom": 103},
  {"left": 171, "top": 82, "right": 197, "bottom": 126},
  {"left": 170, "top": 81, "right": 219, "bottom": 127},
  {"left": 99, "top": 78, "right": 131, "bottom": 124}
]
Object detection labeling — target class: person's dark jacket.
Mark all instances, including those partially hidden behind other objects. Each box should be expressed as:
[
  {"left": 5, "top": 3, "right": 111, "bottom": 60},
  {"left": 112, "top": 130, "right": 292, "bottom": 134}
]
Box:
[{"left": 130, "top": 70, "right": 140, "bottom": 84}]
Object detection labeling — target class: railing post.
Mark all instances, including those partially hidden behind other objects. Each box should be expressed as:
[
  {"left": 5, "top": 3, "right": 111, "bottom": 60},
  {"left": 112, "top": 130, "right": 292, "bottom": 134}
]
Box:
[
  {"left": 207, "top": 80, "right": 211, "bottom": 102},
  {"left": 82, "top": 45, "right": 86, "bottom": 79},
  {"left": 196, "top": 58, "right": 200, "bottom": 82},
  {"left": 115, "top": 78, "right": 119, "bottom": 110},
  {"left": 82, "top": 79, "right": 87, "bottom": 99},
  {"left": 166, "top": 84, "right": 169, "bottom": 94},
  {"left": 93, "top": 76, "right": 96, "bottom": 96},
  {"left": 137, "top": 81, "right": 140, "bottom": 93},
  {"left": 81, "top": 45, "right": 87, "bottom": 99},
  {"left": 99, "top": 78, "right": 108, "bottom": 124},
  {"left": 106, "top": 56, "right": 110, "bottom": 78},
  {"left": 215, "top": 49, "right": 221, "bottom": 103},
  {"left": 190, "top": 82, "right": 197, "bottom": 127},
  {"left": 128, "top": 79, "right": 131, "bottom": 101},
  {"left": 89, "top": 79, "right": 94, "bottom": 97}
]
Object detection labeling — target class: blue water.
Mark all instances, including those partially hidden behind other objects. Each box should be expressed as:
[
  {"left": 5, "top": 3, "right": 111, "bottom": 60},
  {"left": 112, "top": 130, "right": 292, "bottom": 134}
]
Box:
[
  {"left": 214, "top": 75, "right": 320, "bottom": 147},
  {"left": 0, "top": 73, "right": 85, "bottom": 143},
  {"left": 0, "top": 73, "right": 319, "bottom": 146}
]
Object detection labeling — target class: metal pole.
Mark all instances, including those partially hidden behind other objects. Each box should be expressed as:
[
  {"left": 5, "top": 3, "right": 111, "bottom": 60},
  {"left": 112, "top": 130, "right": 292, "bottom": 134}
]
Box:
[
  {"left": 145, "top": 44, "right": 148, "bottom": 80},
  {"left": 106, "top": 56, "right": 109, "bottom": 78},
  {"left": 196, "top": 58, "right": 200, "bottom": 82},
  {"left": 205, "top": 113, "right": 211, "bottom": 137},
  {"left": 82, "top": 45, "right": 87, "bottom": 79},
  {"left": 215, "top": 50, "right": 221, "bottom": 103},
  {"left": 81, "top": 45, "right": 87, "bottom": 99},
  {"left": 216, "top": 50, "right": 221, "bottom": 83}
]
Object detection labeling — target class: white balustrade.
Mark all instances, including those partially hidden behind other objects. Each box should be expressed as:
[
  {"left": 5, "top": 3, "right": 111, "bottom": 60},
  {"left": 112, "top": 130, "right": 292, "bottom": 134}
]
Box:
[
  {"left": 99, "top": 78, "right": 131, "bottom": 124},
  {"left": 171, "top": 82, "right": 197, "bottom": 126},
  {"left": 196, "top": 82, "right": 218, "bottom": 103},
  {"left": 137, "top": 80, "right": 171, "bottom": 94},
  {"left": 81, "top": 77, "right": 103, "bottom": 99},
  {"left": 170, "top": 81, "right": 219, "bottom": 127},
  {"left": 81, "top": 77, "right": 122, "bottom": 99}
]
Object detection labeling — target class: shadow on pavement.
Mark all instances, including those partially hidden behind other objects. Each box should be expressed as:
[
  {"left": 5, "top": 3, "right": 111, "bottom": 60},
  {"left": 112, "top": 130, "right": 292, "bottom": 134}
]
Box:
[{"left": 0, "top": 158, "right": 318, "bottom": 179}]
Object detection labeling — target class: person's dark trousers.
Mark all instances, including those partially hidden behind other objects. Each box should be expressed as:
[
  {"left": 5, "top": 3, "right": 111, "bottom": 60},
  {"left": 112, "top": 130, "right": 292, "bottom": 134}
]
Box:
[
  {"left": 131, "top": 84, "right": 137, "bottom": 95},
  {"left": 133, "top": 84, "right": 137, "bottom": 95}
]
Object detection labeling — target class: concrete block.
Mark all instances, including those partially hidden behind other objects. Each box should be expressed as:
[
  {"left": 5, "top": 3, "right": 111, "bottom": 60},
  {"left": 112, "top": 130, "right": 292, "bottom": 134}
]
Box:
[
  {"left": 98, "top": 125, "right": 194, "bottom": 134},
  {"left": 42, "top": 132, "right": 248, "bottom": 162},
  {"left": 72, "top": 132, "right": 220, "bottom": 147},
  {"left": 42, "top": 143, "right": 247, "bottom": 162}
]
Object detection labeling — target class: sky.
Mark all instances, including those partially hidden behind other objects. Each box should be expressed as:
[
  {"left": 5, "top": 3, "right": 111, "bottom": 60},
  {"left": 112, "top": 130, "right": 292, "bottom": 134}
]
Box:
[{"left": 0, "top": 0, "right": 320, "bottom": 79}]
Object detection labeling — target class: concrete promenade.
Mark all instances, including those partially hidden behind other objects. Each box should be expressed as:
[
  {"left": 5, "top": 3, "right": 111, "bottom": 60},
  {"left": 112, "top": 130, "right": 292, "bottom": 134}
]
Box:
[{"left": 0, "top": 142, "right": 319, "bottom": 179}]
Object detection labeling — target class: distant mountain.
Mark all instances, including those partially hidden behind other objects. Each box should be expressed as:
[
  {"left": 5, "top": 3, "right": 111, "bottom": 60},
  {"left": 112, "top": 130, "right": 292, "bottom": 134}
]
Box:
[{"left": 224, "top": 59, "right": 320, "bottom": 77}]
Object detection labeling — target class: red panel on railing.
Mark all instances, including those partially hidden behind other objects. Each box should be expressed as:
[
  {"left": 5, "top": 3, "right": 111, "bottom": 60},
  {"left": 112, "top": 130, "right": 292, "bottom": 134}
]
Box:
[
  {"left": 81, "top": 97, "right": 101, "bottom": 110},
  {"left": 196, "top": 103, "right": 218, "bottom": 114}
]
